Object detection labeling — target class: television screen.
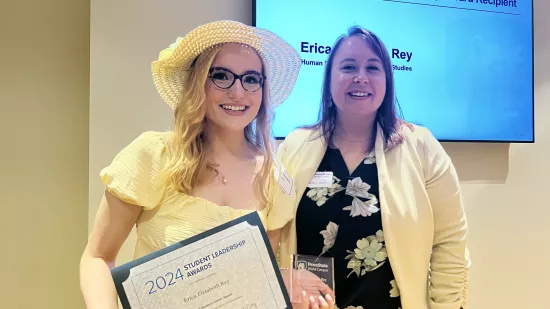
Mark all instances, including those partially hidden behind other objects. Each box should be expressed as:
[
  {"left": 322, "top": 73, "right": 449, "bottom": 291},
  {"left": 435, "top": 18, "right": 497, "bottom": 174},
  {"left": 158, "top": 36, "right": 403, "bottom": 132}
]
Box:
[{"left": 253, "top": 0, "right": 534, "bottom": 142}]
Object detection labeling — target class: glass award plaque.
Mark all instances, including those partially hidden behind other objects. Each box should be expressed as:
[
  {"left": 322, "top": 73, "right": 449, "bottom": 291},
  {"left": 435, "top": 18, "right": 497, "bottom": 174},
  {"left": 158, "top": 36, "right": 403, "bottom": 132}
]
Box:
[{"left": 285, "top": 254, "right": 334, "bottom": 303}]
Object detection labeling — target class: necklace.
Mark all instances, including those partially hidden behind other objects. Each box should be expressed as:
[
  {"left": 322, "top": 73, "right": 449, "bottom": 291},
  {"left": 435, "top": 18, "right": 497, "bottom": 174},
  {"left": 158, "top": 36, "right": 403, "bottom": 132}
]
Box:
[
  {"left": 209, "top": 151, "right": 260, "bottom": 186},
  {"left": 211, "top": 168, "right": 228, "bottom": 185},
  {"left": 214, "top": 158, "right": 258, "bottom": 185}
]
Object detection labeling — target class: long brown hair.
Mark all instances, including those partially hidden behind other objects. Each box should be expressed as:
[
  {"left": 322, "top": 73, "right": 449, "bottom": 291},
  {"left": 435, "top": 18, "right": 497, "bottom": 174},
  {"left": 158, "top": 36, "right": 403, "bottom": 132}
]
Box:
[
  {"left": 166, "top": 45, "right": 275, "bottom": 206},
  {"left": 305, "top": 26, "right": 411, "bottom": 150}
]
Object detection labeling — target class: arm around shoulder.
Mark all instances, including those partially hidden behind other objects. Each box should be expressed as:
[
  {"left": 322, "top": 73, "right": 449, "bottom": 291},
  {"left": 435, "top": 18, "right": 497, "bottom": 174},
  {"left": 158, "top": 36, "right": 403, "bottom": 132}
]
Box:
[{"left": 419, "top": 128, "right": 470, "bottom": 309}]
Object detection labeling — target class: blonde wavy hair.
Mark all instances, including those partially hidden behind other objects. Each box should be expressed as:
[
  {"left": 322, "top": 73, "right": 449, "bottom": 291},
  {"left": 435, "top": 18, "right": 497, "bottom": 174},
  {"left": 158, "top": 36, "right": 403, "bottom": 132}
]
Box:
[{"left": 165, "top": 44, "right": 275, "bottom": 207}]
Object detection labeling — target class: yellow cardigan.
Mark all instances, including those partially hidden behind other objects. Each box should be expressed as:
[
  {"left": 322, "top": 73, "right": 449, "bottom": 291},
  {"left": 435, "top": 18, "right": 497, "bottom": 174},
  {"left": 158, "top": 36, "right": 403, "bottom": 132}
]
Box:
[{"left": 275, "top": 124, "right": 470, "bottom": 309}]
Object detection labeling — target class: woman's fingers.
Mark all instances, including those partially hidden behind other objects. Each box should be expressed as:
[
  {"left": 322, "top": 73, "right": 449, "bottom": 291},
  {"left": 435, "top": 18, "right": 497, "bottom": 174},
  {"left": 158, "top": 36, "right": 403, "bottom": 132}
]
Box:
[
  {"left": 294, "top": 269, "right": 335, "bottom": 301},
  {"left": 324, "top": 294, "right": 336, "bottom": 309},
  {"left": 300, "top": 291, "right": 310, "bottom": 309},
  {"left": 300, "top": 290, "right": 320, "bottom": 309},
  {"left": 309, "top": 296, "right": 320, "bottom": 309},
  {"left": 319, "top": 285, "right": 335, "bottom": 300},
  {"left": 317, "top": 294, "right": 335, "bottom": 309},
  {"left": 299, "top": 290, "right": 335, "bottom": 309}
]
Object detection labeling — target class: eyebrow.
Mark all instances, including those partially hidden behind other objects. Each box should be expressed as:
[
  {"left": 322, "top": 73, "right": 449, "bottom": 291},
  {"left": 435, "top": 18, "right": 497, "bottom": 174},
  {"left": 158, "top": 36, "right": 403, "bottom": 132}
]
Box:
[
  {"left": 243, "top": 69, "right": 262, "bottom": 75},
  {"left": 339, "top": 58, "right": 381, "bottom": 64},
  {"left": 211, "top": 66, "right": 262, "bottom": 75}
]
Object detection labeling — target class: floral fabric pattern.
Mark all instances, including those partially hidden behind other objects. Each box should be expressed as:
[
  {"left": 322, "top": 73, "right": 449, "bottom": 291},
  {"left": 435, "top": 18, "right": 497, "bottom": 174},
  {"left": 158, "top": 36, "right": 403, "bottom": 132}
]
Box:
[
  {"left": 306, "top": 176, "right": 344, "bottom": 206},
  {"left": 320, "top": 221, "right": 339, "bottom": 255},
  {"left": 345, "top": 230, "right": 388, "bottom": 277},
  {"left": 296, "top": 147, "right": 402, "bottom": 309},
  {"left": 343, "top": 177, "right": 380, "bottom": 217}
]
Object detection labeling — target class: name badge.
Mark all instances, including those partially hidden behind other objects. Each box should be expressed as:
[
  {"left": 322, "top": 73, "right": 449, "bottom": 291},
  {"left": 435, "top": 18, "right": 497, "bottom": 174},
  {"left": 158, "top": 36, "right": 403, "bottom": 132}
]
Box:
[
  {"left": 274, "top": 163, "right": 293, "bottom": 196},
  {"left": 308, "top": 171, "right": 333, "bottom": 188},
  {"left": 278, "top": 171, "right": 294, "bottom": 196}
]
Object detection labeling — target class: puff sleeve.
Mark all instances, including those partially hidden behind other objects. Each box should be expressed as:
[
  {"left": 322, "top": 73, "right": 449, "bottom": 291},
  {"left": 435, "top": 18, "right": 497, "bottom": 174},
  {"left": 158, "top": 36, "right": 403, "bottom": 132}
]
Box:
[
  {"left": 99, "top": 131, "right": 170, "bottom": 210},
  {"left": 265, "top": 142, "right": 297, "bottom": 231}
]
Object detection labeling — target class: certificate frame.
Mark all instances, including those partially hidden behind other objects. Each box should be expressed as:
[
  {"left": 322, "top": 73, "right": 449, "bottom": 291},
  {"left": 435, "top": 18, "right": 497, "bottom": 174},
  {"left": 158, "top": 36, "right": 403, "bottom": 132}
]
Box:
[{"left": 111, "top": 211, "right": 291, "bottom": 308}]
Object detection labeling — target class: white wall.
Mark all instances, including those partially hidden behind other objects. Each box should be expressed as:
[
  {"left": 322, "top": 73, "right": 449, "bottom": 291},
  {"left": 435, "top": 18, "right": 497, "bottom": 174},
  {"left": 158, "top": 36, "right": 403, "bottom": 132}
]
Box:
[
  {"left": 449, "top": 3, "right": 550, "bottom": 305},
  {"left": 0, "top": 0, "right": 90, "bottom": 308},
  {"left": 89, "top": 1, "right": 550, "bottom": 308}
]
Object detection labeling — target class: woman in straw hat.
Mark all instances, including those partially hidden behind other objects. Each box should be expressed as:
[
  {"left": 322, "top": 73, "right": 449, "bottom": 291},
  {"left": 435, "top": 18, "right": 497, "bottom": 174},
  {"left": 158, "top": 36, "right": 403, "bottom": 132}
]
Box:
[{"left": 79, "top": 20, "right": 334, "bottom": 309}]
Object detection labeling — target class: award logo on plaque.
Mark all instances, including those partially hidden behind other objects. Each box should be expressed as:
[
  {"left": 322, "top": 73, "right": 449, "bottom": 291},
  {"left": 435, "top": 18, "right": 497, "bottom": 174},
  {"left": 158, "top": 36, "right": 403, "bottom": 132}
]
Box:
[{"left": 291, "top": 254, "right": 335, "bottom": 293}]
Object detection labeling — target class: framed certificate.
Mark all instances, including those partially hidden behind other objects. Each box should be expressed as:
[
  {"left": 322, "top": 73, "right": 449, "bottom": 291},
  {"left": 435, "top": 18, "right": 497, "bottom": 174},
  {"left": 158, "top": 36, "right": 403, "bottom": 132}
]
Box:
[{"left": 111, "top": 211, "right": 291, "bottom": 308}]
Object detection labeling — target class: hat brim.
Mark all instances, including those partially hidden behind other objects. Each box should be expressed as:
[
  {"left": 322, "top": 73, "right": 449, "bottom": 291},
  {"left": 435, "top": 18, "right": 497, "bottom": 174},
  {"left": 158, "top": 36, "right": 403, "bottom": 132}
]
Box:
[{"left": 151, "top": 20, "right": 301, "bottom": 110}]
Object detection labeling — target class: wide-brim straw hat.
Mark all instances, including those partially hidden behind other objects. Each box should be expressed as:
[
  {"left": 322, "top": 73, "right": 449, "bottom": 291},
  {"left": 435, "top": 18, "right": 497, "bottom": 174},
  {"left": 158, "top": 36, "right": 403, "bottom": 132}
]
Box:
[{"left": 151, "top": 20, "right": 301, "bottom": 110}]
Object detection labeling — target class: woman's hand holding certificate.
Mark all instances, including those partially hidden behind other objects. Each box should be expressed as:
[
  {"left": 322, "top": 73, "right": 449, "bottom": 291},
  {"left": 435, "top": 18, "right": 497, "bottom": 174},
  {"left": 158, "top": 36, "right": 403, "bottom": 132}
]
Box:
[{"left": 111, "top": 212, "right": 291, "bottom": 309}]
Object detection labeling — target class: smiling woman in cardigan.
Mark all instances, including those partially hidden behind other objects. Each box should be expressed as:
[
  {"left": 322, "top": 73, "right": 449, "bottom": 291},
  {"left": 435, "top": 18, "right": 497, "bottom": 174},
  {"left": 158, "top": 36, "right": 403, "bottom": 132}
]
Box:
[{"left": 275, "top": 26, "right": 470, "bottom": 309}]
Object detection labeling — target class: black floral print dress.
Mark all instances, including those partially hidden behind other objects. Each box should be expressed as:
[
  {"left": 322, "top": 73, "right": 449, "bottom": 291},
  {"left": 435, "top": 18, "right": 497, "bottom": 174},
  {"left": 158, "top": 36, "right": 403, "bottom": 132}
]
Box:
[{"left": 296, "top": 146, "right": 402, "bottom": 309}]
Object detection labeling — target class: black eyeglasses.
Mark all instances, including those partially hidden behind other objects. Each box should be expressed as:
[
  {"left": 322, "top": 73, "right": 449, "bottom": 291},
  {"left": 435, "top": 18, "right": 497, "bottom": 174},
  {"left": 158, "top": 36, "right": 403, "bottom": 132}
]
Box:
[{"left": 208, "top": 67, "right": 265, "bottom": 92}]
